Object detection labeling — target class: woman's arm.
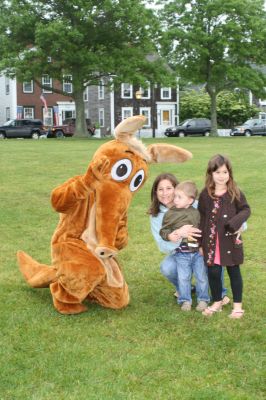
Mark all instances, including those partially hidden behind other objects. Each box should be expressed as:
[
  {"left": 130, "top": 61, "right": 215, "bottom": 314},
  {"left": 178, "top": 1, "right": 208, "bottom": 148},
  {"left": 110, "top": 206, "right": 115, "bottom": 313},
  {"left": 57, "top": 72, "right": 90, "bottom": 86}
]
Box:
[{"left": 150, "top": 214, "right": 180, "bottom": 254}]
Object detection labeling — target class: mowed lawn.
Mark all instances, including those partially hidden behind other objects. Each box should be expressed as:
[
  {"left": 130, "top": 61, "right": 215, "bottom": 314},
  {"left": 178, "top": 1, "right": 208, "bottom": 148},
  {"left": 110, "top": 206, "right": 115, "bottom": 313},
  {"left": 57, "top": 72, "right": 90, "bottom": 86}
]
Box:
[{"left": 0, "top": 136, "right": 265, "bottom": 400}]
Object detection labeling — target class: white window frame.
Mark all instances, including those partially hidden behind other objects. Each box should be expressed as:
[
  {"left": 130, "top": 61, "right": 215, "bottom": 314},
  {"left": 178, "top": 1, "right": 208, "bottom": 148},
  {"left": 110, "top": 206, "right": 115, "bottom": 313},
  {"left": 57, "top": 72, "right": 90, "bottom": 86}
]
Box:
[
  {"left": 161, "top": 87, "right": 171, "bottom": 100},
  {"left": 140, "top": 83, "right": 150, "bottom": 99},
  {"left": 83, "top": 87, "right": 89, "bottom": 102},
  {"left": 5, "top": 77, "right": 10, "bottom": 95},
  {"left": 121, "top": 83, "right": 133, "bottom": 99},
  {"left": 23, "top": 81, "right": 34, "bottom": 93},
  {"left": 139, "top": 107, "right": 151, "bottom": 127},
  {"left": 98, "top": 79, "right": 104, "bottom": 100},
  {"left": 99, "top": 108, "right": 105, "bottom": 127},
  {"left": 63, "top": 75, "right": 73, "bottom": 93},
  {"left": 43, "top": 107, "right": 53, "bottom": 126},
  {"left": 122, "top": 107, "right": 133, "bottom": 120},
  {"left": 23, "top": 107, "right": 34, "bottom": 119},
  {"left": 42, "top": 75, "right": 52, "bottom": 93}
]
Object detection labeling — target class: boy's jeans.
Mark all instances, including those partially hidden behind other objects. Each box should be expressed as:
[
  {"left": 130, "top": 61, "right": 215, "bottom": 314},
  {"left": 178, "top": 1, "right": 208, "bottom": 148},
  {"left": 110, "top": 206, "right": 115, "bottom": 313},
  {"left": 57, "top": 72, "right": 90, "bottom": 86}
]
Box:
[
  {"left": 160, "top": 253, "right": 179, "bottom": 292},
  {"left": 174, "top": 252, "right": 210, "bottom": 304}
]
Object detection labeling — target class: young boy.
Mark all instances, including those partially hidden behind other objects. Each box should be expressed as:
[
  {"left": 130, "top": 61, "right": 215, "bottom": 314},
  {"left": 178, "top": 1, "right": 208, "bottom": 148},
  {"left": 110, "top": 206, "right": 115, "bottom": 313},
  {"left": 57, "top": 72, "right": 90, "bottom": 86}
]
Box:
[{"left": 160, "top": 181, "right": 209, "bottom": 311}]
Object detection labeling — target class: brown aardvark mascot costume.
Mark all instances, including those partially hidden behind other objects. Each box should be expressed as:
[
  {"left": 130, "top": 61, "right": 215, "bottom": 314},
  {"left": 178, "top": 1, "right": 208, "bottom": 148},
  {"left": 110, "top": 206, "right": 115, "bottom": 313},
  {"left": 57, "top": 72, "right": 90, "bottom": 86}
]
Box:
[{"left": 17, "top": 115, "right": 192, "bottom": 314}]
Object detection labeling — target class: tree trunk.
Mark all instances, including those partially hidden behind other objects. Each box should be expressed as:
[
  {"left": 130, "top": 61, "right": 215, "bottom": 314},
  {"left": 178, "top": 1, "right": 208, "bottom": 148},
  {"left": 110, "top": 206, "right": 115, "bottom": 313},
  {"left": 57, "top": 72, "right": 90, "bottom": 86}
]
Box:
[
  {"left": 206, "top": 84, "right": 218, "bottom": 137},
  {"left": 72, "top": 89, "right": 87, "bottom": 137}
]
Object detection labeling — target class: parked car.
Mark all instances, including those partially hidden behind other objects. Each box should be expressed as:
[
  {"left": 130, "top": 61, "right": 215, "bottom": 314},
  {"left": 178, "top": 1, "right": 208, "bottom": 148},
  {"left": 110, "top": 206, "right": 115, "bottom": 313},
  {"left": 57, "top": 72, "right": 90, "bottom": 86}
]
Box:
[
  {"left": 164, "top": 118, "right": 211, "bottom": 137},
  {"left": 230, "top": 119, "right": 266, "bottom": 136},
  {"left": 0, "top": 119, "right": 46, "bottom": 139},
  {"left": 47, "top": 118, "right": 96, "bottom": 138}
]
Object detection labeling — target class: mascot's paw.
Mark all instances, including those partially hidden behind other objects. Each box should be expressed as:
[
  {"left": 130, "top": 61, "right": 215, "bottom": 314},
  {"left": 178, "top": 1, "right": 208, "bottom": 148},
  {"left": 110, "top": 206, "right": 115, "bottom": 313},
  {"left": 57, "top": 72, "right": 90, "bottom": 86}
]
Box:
[
  {"left": 95, "top": 246, "right": 118, "bottom": 259},
  {"left": 53, "top": 297, "right": 88, "bottom": 315}
]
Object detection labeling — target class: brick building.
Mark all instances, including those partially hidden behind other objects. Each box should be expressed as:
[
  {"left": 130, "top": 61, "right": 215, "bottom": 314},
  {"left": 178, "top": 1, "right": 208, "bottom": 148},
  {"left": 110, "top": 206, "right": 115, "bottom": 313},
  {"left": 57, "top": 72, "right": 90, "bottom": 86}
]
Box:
[{"left": 0, "top": 74, "right": 74, "bottom": 126}]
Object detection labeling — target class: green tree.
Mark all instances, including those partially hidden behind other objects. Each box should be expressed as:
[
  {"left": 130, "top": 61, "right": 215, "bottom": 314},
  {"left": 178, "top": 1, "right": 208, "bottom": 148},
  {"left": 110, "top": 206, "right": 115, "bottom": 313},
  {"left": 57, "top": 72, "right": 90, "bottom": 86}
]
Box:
[
  {"left": 217, "top": 90, "right": 259, "bottom": 128},
  {"left": 0, "top": 0, "right": 172, "bottom": 136},
  {"left": 180, "top": 89, "right": 259, "bottom": 127},
  {"left": 161, "top": 0, "right": 266, "bottom": 136},
  {"left": 179, "top": 89, "right": 210, "bottom": 121}
]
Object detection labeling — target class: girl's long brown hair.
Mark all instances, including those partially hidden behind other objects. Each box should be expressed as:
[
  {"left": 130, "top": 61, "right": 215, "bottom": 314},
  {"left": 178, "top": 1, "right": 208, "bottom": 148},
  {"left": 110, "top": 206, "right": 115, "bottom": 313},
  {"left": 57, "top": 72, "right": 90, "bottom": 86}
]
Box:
[
  {"left": 148, "top": 173, "right": 179, "bottom": 217},
  {"left": 205, "top": 154, "right": 240, "bottom": 202}
]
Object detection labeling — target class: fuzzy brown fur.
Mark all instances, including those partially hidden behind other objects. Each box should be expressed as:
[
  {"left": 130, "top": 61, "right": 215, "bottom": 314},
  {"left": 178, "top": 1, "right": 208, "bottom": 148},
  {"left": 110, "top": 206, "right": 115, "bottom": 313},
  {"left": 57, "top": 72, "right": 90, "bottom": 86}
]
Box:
[{"left": 17, "top": 115, "right": 192, "bottom": 314}]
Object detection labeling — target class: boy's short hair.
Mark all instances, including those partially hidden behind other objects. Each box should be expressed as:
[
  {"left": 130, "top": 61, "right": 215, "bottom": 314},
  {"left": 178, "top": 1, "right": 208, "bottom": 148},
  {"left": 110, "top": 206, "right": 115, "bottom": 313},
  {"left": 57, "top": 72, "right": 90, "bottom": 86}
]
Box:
[{"left": 175, "top": 181, "right": 198, "bottom": 199}]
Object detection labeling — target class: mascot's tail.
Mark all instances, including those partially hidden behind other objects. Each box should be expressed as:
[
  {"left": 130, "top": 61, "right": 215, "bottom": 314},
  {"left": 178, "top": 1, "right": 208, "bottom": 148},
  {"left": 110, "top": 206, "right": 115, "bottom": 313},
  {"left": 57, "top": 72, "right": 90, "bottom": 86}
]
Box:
[{"left": 17, "top": 251, "right": 57, "bottom": 288}]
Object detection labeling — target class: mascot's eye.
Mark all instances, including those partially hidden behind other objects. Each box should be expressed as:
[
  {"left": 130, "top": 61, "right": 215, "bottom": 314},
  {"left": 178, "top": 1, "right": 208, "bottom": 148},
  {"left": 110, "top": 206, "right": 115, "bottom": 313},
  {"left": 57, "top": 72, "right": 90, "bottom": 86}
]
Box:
[
  {"left": 129, "top": 169, "right": 145, "bottom": 192},
  {"left": 111, "top": 159, "right": 132, "bottom": 181}
]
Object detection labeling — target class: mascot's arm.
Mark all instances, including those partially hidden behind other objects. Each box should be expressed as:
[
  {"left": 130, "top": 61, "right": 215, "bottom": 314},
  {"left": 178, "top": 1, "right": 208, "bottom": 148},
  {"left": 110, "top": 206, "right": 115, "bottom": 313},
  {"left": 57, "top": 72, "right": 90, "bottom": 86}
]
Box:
[
  {"left": 51, "top": 175, "right": 92, "bottom": 213},
  {"left": 51, "top": 157, "right": 110, "bottom": 213}
]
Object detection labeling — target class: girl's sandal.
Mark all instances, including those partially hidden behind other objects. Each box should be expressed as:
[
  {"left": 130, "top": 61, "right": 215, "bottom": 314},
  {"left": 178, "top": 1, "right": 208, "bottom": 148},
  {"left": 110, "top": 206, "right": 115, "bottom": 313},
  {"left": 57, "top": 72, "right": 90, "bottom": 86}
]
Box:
[
  {"left": 229, "top": 309, "right": 245, "bottom": 319},
  {"left": 202, "top": 306, "right": 222, "bottom": 316}
]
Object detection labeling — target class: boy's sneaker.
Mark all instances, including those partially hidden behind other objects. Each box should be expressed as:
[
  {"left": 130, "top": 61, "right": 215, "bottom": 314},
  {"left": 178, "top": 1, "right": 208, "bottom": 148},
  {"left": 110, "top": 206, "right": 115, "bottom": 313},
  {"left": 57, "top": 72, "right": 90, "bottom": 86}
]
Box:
[
  {"left": 181, "top": 301, "right": 191, "bottom": 311},
  {"left": 196, "top": 301, "right": 208, "bottom": 312}
]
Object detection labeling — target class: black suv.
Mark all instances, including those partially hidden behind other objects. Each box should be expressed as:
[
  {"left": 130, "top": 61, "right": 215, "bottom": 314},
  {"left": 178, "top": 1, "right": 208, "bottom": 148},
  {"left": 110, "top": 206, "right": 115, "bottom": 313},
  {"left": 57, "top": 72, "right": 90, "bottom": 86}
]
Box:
[
  {"left": 164, "top": 118, "right": 211, "bottom": 137},
  {"left": 0, "top": 119, "right": 46, "bottom": 139}
]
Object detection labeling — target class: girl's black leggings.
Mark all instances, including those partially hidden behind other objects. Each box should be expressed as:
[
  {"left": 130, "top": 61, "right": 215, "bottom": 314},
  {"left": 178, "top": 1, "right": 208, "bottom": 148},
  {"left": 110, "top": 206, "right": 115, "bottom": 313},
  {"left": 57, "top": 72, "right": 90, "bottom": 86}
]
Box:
[{"left": 208, "top": 264, "right": 243, "bottom": 302}]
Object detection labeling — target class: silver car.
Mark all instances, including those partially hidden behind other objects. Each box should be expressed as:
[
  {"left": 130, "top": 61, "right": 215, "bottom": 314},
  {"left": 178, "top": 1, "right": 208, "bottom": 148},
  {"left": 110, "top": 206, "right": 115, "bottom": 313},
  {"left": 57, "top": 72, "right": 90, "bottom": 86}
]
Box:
[{"left": 230, "top": 119, "right": 266, "bottom": 136}]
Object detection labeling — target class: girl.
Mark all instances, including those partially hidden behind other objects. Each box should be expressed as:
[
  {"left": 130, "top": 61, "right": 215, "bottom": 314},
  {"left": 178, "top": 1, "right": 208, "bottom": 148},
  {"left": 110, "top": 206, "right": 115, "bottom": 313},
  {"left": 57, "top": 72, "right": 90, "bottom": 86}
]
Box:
[{"left": 198, "top": 154, "right": 251, "bottom": 318}]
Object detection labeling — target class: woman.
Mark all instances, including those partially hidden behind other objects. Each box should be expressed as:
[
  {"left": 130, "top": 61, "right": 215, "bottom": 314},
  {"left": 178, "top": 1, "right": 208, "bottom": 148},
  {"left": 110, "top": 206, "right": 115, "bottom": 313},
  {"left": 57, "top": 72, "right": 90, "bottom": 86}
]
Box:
[{"left": 148, "top": 173, "right": 230, "bottom": 303}]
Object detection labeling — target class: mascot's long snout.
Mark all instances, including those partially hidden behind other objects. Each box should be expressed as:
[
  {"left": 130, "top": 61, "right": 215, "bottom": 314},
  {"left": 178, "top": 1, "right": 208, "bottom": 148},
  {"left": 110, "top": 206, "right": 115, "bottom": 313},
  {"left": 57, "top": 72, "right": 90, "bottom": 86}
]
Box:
[{"left": 94, "top": 181, "right": 132, "bottom": 259}]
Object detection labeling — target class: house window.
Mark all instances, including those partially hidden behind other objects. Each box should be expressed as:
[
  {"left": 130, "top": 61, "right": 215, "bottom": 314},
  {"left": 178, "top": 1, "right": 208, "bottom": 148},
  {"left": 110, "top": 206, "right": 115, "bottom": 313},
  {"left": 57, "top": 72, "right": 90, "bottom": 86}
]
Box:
[
  {"left": 98, "top": 79, "right": 104, "bottom": 100},
  {"left": 83, "top": 87, "right": 88, "bottom": 102},
  {"left": 63, "top": 75, "right": 73, "bottom": 93},
  {"left": 161, "top": 87, "right": 171, "bottom": 100},
  {"left": 5, "top": 77, "right": 10, "bottom": 95},
  {"left": 140, "top": 83, "right": 150, "bottom": 99},
  {"left": 43, "top": 107, "right": 53, "bottom": 126},
  {"left": 6, "top": 107, "right": 10, "bottom": 121},
  {"left": 99, "top": 108, "right": 104, "bottom": 127},
  {"left": 42, "top": 75, "right": 52, "bottom": 93},
  {"left": 121, "top": 83, "right": 133, "bottom": 98},
  {"left": 140, "top": 107, "right": 151, "bottom": 127},
  {"left": 122, "top": 107, "right": 133, "bottom": 119},
  {"left": 24, "top": 107, "right": 34, "bottom": 119},
  {"left": 23, "top": 81, "right": 33, "bottom": 93}
]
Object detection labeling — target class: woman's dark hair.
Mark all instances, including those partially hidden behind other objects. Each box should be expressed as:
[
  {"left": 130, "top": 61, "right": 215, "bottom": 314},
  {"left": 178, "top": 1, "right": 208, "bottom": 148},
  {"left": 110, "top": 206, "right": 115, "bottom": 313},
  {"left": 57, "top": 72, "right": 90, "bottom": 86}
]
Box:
[
  {"left": 205, "top": 154, "right": 240, "bottom": 201},
  {"left": 148, "top": 173, "right": 179, "bottom": 217}
]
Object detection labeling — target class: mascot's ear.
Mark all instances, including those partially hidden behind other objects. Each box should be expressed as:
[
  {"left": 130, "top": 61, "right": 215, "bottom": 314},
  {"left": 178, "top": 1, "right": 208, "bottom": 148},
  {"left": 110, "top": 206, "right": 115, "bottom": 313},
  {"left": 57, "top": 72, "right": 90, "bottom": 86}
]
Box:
[
  {"left": 114, "top": 115, "right": 147, "bottom": 141},
  {"left": 146, "top": 143, "right": 192, "bottom": 163}
]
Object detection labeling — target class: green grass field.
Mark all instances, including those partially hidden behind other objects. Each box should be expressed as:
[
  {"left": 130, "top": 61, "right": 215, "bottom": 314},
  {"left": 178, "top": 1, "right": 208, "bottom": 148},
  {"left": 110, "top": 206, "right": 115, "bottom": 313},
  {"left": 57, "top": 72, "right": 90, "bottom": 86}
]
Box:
[{"left": 0, "top": 137, "right": 265, "bottom": 400}]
